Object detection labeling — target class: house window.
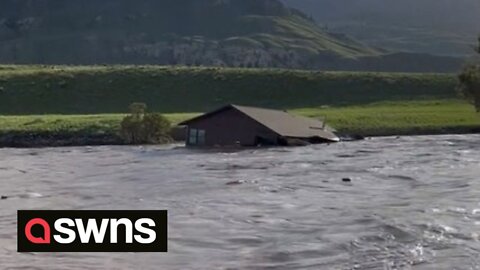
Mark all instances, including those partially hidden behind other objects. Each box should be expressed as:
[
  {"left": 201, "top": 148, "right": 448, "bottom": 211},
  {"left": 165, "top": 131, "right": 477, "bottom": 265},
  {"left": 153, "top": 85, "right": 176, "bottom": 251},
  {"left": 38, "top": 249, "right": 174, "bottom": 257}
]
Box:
[
  {"left": 198, "top": 130, "right": 206, "bottom": 145},
  {"left": 189, "top": 128, "right": 198, "bottom": 145},
  {"left": 188, "top": 128, "right": 206, "bottom": 145}
]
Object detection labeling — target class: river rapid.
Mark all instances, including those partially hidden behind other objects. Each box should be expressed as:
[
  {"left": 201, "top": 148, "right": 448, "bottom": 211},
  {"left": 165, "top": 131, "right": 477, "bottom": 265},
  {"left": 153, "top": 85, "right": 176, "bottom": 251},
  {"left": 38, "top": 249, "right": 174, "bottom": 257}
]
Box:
[{"left": 0, "top": 135, "right": 479, "bottom": 269}]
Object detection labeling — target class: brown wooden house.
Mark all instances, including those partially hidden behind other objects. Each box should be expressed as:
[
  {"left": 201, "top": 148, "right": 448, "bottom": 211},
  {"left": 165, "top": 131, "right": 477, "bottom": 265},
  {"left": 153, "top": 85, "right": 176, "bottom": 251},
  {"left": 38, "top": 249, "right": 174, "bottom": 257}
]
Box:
[{"left": 178, "top": 104, "right": 339, "bottom": 147}]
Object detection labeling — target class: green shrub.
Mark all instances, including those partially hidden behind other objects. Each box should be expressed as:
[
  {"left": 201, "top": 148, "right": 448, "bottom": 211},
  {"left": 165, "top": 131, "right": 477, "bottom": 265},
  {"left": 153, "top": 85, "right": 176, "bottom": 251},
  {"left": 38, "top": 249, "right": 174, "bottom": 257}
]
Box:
[
  {"left": 120, "top": 103, "right": 172, "bottom": 144},
  {"left": 142, "top": 113, "right": 172, "bottom": 143},
  {"left": 458, "top": 65, "right": 480, "bottom": 112}
]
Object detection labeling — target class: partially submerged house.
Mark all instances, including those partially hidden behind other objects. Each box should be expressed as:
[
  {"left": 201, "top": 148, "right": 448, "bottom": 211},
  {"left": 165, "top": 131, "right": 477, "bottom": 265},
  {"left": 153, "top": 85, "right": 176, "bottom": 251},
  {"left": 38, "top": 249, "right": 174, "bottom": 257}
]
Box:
[{"left": 178, "top": 104, "right": 339, "bottom": 147}]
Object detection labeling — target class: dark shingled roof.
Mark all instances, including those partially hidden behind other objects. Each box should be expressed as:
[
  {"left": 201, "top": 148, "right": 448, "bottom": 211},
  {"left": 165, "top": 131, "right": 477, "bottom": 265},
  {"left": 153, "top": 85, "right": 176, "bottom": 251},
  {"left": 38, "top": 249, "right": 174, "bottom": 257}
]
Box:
[{"left": 179, "top": 104, "right": 339, "bottom": 142}]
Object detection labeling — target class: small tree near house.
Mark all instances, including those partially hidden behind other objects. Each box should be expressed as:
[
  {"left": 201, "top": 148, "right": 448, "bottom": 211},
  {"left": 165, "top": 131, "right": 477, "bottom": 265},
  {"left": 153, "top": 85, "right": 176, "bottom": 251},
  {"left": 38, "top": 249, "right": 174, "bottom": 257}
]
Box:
[
  {"left": 458, "top": 36, "right": 480, "bottom": 112},
  {"left": 120, "top": 103, "right": 172, "bottom": 144}
]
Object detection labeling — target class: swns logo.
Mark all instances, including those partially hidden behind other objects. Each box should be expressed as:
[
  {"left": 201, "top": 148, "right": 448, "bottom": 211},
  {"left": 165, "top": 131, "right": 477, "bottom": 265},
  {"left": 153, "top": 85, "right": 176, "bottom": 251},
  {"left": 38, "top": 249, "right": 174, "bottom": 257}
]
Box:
[{"left": 18, "top": 210, "right": 167, "bottom": 252}]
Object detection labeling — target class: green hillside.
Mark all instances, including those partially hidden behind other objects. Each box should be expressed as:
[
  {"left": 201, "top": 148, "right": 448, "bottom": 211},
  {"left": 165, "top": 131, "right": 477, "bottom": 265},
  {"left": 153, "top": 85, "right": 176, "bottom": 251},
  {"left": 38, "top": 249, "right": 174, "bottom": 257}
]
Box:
[
  {"left": 0, "top": 65, "right": 459, "bottom": 115},
  {"left": 0, "top": 0, "right": 376, "bottom": 67},
  {"left": 283, "top": 0, "right": 479, "bottom": 57},
  {"left": 0, "top": 0, "right": 464, "bottom": 72}
]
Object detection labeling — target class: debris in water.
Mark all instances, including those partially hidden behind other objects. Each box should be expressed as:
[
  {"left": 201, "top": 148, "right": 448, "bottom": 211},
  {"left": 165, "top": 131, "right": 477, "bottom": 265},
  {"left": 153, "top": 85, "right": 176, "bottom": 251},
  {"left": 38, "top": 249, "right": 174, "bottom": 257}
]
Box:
[
  {"left": 1, "top": 196, "right": 8, "bottom": 200},
  {"left": 342, "top": 178, "right": 352, "bottom": 182},
  {"left": 226, "top": 180, "right": 246, "bottom": 186}
]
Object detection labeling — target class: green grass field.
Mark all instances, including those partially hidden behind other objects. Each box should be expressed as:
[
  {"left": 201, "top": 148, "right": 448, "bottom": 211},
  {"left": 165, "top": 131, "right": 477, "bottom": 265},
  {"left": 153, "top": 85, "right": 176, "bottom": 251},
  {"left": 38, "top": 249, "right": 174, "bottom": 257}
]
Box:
[
  {"left": 1, "top": 100, "right": 478, "bottom": 139},
  {"left": 0, "top": 65, "right": 478, "bottom": 146},
  {"left": 0, "top": 113, "right": 197, "bottom": 133},
  {"left": 292, "top": 99, "right": 479, "bottom": 136}
]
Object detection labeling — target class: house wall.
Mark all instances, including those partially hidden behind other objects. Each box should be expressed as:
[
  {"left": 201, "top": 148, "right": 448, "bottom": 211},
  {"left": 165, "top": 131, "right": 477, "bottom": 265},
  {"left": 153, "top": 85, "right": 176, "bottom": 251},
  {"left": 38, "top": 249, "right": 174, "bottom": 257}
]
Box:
[{"left": 186, "top": 108, "right": 278, "bottom": 147}]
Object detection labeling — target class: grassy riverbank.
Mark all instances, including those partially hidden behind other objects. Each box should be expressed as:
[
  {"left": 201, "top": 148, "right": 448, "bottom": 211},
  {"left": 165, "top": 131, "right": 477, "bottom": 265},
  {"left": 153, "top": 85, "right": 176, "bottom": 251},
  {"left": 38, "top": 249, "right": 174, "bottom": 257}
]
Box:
[
  {"left": 1, "top": 99, "right": 478, "bottom": 147},
  {"left": 0, "top": 65, "right": 477, "bottom": 147},
  {"left": 0, "top": 113, "right": 197, "bottom": 147},
  {"left": 292, "top": 99, "right": 480, "bottom": 136}
]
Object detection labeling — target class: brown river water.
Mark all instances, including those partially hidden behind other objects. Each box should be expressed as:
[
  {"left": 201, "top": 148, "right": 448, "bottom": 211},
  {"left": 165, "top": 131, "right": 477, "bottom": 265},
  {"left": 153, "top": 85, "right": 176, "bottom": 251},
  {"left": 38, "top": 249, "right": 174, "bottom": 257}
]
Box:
[{"left": 0, "top": 135, "right": 479, "bottom": 269}]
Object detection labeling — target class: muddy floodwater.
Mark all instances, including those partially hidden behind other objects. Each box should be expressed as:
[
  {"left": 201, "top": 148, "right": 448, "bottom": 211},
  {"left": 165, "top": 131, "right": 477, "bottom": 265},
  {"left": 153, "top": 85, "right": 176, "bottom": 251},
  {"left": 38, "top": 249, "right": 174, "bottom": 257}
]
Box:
[{"left": 0, "top": 135, "right": 479, "bottom": 269}]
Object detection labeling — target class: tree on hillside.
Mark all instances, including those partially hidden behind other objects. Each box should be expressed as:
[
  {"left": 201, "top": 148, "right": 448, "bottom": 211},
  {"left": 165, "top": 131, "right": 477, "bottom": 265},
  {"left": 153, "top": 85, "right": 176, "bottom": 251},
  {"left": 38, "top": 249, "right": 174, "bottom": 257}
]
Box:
[{"left": 458, "top": 37, "right": 480, "bottom": 112}]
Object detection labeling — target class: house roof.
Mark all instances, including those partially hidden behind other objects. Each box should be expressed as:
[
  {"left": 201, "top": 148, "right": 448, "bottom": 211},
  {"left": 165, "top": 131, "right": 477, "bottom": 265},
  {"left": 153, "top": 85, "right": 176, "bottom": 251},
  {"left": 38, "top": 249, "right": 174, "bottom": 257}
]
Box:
[{"left": 179, "top": 104, "right": 340, "bottom": 142}]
